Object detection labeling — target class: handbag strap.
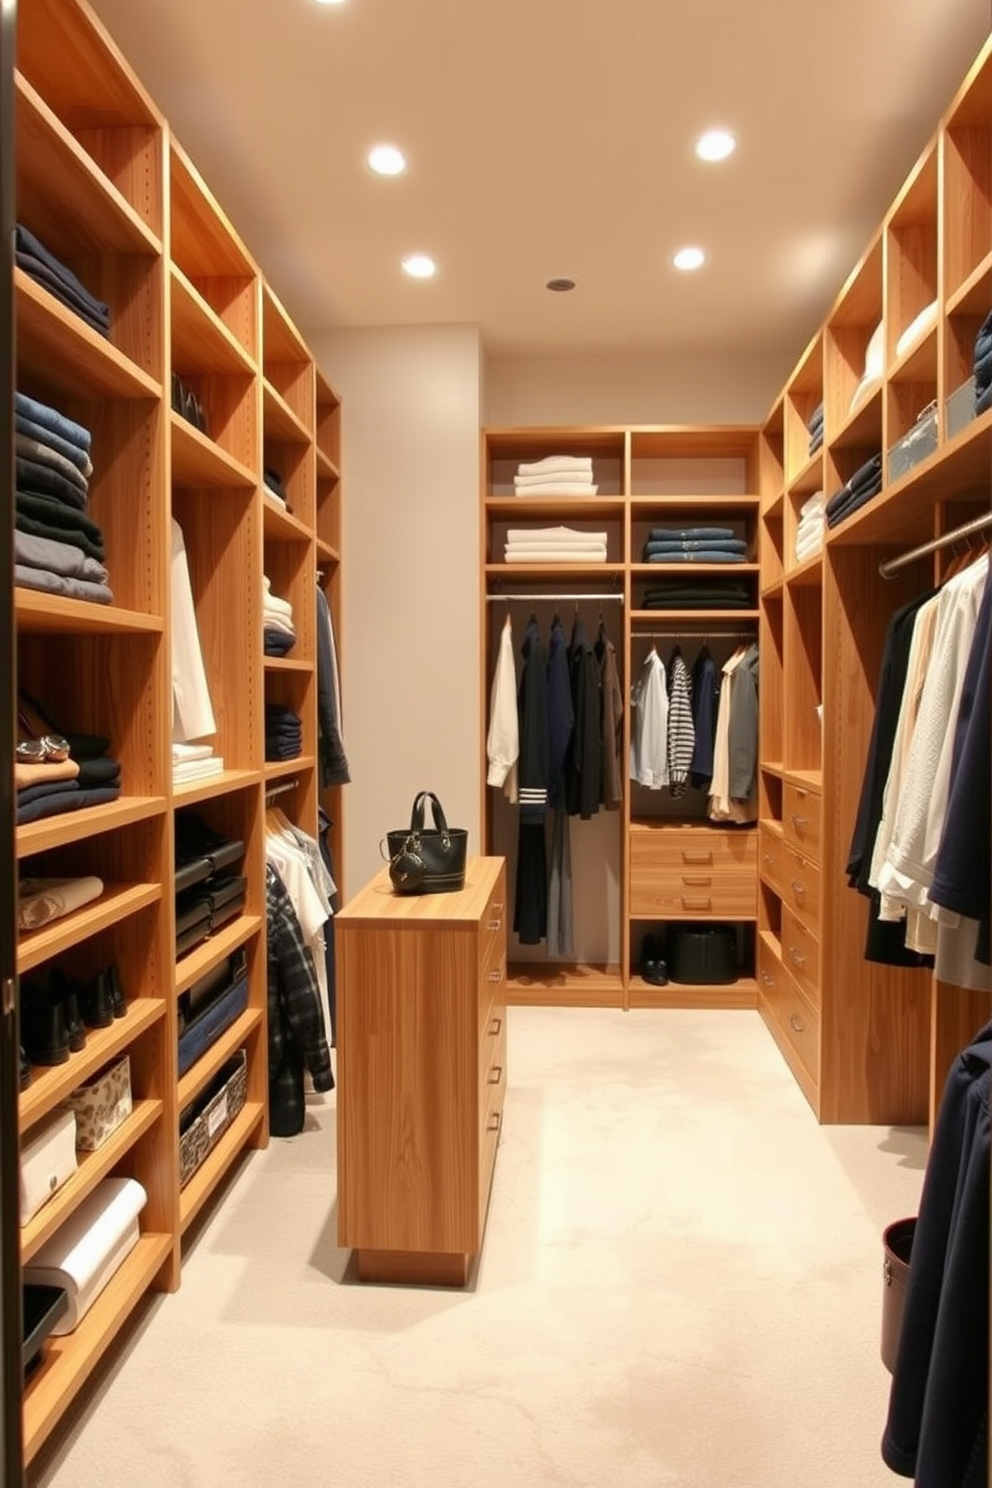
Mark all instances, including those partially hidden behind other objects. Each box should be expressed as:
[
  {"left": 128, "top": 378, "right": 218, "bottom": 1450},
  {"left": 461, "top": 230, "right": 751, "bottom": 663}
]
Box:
[{"left": 410, "top": 791, "right": 449, "bottom": 835}]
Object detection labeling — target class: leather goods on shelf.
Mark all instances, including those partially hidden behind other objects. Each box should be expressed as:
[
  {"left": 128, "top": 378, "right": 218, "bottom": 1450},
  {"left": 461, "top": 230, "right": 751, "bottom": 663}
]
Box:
[
  {"left": 22, "top": 1284, "right": 69, "bottom": 1379},
  {"left": 23, "top": 1177, "right": 146, "bottom": 1334},
  {"left": 667, "top": 923, "right": 738, "bottom": 985},
  {"left": 174, "top": 811, "right": 244, "bottom": 894},
  {"left": 20, "top": 1108, "right": 78, "bottom": 1226},
  {"left": 177, "top": 951, "right": 249, "bottom": 1076},
  {"left": 881, "top": 1217, "right": 916, "bottom": 1374},
  {"left": 175, "top": 874, "right": 247, "bottom": 955},
  {"left": 383, "top": 790, "right": 468, "bottom": 895}
]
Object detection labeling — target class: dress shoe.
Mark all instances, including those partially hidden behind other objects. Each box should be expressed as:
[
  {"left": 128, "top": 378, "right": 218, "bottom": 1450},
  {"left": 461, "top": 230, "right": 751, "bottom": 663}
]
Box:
[
  {"left": 80, "top": 969, "right": 114, "bottom": 1030},
  {"left": 108, "top": 964, "right": 127, "bottom": 1019},
  {"left": 49, "top": 968, "right": 87, "bottom": 1052},
  {"left": 641, "top": 933, "right": 660, "bottom": 982},
  {"left": 20, "top": 981, "right": 70, "bottom": 1066}
]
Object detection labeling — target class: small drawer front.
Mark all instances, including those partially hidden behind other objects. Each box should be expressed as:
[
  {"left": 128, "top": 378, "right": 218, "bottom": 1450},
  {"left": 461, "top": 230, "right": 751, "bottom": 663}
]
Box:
[
  {"left": 756, "top": 933, "right": 783, "bottom": 1006},
  {"left": 480, "top": 869, "right": 507, "bottom": 971},
  {"left": 630, "top": 873, "right": 756, "bottom": 920},
  {"left": 784, "top": 783, "right": 821, "bottom": 863},
  {"left": 782, "top": 905, "right": 820, "bottom": 1007},
  {"left": 480, "top": 926, "right": 506, "bottom": 1013},
  {"left": 479, "top": 1013, "right": 507, "bottom": 1139},
  {"left": 631, "top": 828, "right": 757, "bottom": 876},
  {"left": 630, "top": 831, "right": 757, "bottom": 919},
  {"left": 479, "top": 1002, "right": 506, "bottom": 1088},
  {"left": 782, "top": 844, "right": 821, "bottom": 939},
  {"left": 777, "top": 969, "right": 820, "bottom": 1084},
  {"left": 758, "top": 826, "right": 783, "bottom": 894}
]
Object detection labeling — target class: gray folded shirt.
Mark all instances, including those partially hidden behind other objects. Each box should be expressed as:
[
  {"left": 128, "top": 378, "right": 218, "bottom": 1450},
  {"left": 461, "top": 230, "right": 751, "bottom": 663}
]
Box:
[
  {"left": 14, "top": 564, "right": 113, "bottom": 604},
  {"left": 15, "top": 529, "right": 109, "bottom": 584}
]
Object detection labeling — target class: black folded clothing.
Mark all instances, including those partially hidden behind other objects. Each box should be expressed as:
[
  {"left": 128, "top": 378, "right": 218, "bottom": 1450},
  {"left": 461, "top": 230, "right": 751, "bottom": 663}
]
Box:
[
  {"left": 15, "top": 224, "right": 111, "bottom": 333},
  {"left": 16, "top": 491, "right": 105, "bottom": 561},
  {"left": 264, "top": 467, "right": 288, "bottom": 501},
  {"left": 174, "top": 811, "right": 245, "bottom": 894},
  {"left": 76, "top": 758, "right": 121, "bottom": 788},
  {"left": 264, "top": 628, "right": 296, "bottom": 656},
  {"left": 16, "top": 783, "right": 120, "bottom": 825},
  {"left": 176, "top": 875, "right": 247, "bottom": 953}
]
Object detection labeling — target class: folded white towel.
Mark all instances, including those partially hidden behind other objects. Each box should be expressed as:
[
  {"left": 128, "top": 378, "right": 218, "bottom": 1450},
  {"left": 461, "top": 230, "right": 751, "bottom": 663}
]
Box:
[
  {"left": 795, "top": 532, "right": 824, "bottom": 562},
  {"left": 504, "top": 548, "right": 608, "bottom": 563},
  {"left": 506, "top": 527, "right": 607, "bottom": 543},
  {"left": 263, "top": 613, "right": 296, "bottom": 637},
  {"left": 800, "top": 491, "right": 826, "bottom": 519},
  {"left": 849, "top": 370, "right": 881, "bottom": 417},
  {"left": 513, "top": 483, "right": 599, "bottom": 496},
  {"left": 517, "top": 455, "right": 593, "bottom": 477},
  {"left": 896, "top": 299, "right": 938, "bottom": 361},
  {"left": 172, "top": 742, "right": 214, "bottom": 761},
  {"left": 173, "top": 756, "right": 226, "bottom": 784},
  {"left": 513, "top": 471, "right": 597, "bottom": 489},
  {"left": 263, "top": 593, "right": 294, "bottom": 620},
  {"left": 505, "top": 544, "right": 608, "bottom": 556}
]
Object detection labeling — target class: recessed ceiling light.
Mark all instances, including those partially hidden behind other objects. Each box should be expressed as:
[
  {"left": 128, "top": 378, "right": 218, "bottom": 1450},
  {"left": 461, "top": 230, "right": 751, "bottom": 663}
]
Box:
[
  {"left": 696, "top": 129, "right": 736, "bottom": 162},
  {"left": 673, "top": 246, "right": 706, "bottom": 271},
  {"left": 312, "top": 0, "right": 347, "bottom": 6},
  {"left": 546, "top": 277, "right": 576, "bottom": 292},
  {"left": 368, "top": 144, "right": 406, "bottom": 176},
  {"left": 402, "top": 254, "right": 436, "bottom": 279}
]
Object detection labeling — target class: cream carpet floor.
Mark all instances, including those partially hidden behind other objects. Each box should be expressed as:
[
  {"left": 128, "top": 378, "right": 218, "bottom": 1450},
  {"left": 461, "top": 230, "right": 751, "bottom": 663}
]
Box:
[{"left": 31, "top": 1008, "right": 926, "bottom": 1488}]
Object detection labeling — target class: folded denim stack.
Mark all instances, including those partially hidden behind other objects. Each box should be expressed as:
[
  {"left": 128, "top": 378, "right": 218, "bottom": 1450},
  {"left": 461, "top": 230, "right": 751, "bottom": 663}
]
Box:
[
  {"left": 14, "top": 392, "right": 112, "bottom": 605},
  {"left": 265, "top": 705, "right": 303, "bottom": 762},
  {"left": 504, "top": 526, "right": 608, "bottom": 562},
  {"left": 796, "top": 491, "right": 826, "bottom": 561},
  {"left": 807, "top": 402, "right": 824, "bottom": 457},
  {"left": 640, "top": 582, "right": 752, "bottom": 611},
  {"left": 16, "top": 697, "right": 121, "bottom": 826},
  {"left": 172, "top": 742, "right": 225, "bottom": 786},
  {"left": 825, "top": 453, "right": 883, "bottom": 530},
  {"left": 513, "top": 455, "right": 598, "bottom": 497},
  {"left": 263, "top": 576, "right": 296, "bottom": 655},
  {"left": 15, "top": 225, "right": 110, "bottom": 338},
  {"left": 642, "top": 527, "right": 747, "bottom": 564},
  {"left": 264, "top": 467, "right": 292, "bottom": 511},
  {"left": 974, "top": 310, "right": 992, "bottom": 417}
]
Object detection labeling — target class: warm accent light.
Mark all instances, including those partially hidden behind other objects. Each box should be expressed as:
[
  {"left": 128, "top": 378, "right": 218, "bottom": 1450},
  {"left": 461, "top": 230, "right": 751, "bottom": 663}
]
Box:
[
  {"left": 313, "top": 0, "right": 347, "bottom": 6},
  {"left": 402, "top": 254, "right": 436, "bottom": 279},
  {"left": 368, "top": 144, "right": 406, "bottom": 176},
  {"left": 696, "top": 130, "right": 736, "bottom": 162},
  {"left": 673, "top": 247, "right": 706, "bottom": 271}
]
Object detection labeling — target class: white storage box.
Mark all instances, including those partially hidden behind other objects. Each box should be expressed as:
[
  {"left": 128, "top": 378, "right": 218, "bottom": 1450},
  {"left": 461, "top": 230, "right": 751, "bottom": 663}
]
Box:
[
  {"left": 946, "top": 376, "right": 977, "bottom": 440},
  {"left": 23, "top": 1177, "right": 146, "bottom": 1334},
  {"left": 62, "top": 1055, "right": 132, "bottom": 1152},
  {"left": 20, "top": 1109, "right": 77, "bottom": 1227}
]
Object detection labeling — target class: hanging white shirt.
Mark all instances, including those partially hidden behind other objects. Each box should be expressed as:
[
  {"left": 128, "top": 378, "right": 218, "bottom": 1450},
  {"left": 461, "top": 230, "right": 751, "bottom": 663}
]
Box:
[
  {"left": 487, "top": 614, "right": 519, "bottom": 801},
  {"left": 630, "top": 649, "right": 669, "bottom": 788}
]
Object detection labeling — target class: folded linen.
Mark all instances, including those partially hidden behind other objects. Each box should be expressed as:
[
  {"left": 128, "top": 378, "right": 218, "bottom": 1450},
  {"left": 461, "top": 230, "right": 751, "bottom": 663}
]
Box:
[
  {"left": 15, "top": 530, "right": 108, "bottom": 583},
  {"left": 14, "top": 758, "right": 78, "bottom": 791},
  {"left": 849, "top": 371, "right": 881, "bottom": 417},
  {"left": 506, "top": 527, "right": 607, "bottom": 543},
  {"left": 15, "top": 435, "right": 90, "bottom": 495},
  {"left": 512, "top": 483, "right": 599, "bottom": 497},
  {"left": 896, "top": 299, "right": 938, "bottom": 361},
  {"left": 513, "top": 469, "right": 597, "bottom": 488},
  {"left": 76, "top": 758, "right": 120, "bottom": 789},
  {"left": 14, "top": 565, "right": 113, "bottom": 604},
  {"left": 16, "top": 251, "right": 111, "bottom": 336},
  {"left": 516, "top": 456, "right": 593, "bottom": 477},
  {"left": 262, "top": 614, "right": 296, "bottom": 638},
  {"left": 645, "top": 538, "right": 746, "bottom": 553},
  {"left": 649, "top": 526, "right": 736, "bottom": 542},
  {"left": 800, "top": 491, "right": 826, "bottom": 520},
  {"left": 17, "top": 779, "right": 79, "bottom": 809},
  {"left": 18, "top": 875, "right": 104, "bottom": 931},
  {"left": 809, "top": 429, "right": 823, "bottom": 455},
  {"left": 264, "top": 628, "right": 297, "bottom": 656},
  {"left": 647, "top": 551, "right": 747, "bottom": 563},
  {"left": 640, "top": 594, "right": 754, "bottom": 609},
  {"left": 16, "top": 491, "right": 105, "bottom": 559},
  {"left": 796, "top": 530, "right": 824, "bottom": 562},
  {"left": 172, "top": 742, "right": 215, "bottom": 762},
  {"left": 173, "top": 757, "right": 225, "bottom": 784},
  {"left": 504, "top": 548, "right": 607, "bottom": 562},
  {"left": 15, "top": 392, "right": 92, "bottom": 454}
]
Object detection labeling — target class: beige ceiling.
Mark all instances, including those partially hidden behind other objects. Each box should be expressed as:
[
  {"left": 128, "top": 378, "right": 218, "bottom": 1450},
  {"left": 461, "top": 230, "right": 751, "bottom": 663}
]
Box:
[{"left": 91, "top": 0, "right": 990, "bottom": 358}]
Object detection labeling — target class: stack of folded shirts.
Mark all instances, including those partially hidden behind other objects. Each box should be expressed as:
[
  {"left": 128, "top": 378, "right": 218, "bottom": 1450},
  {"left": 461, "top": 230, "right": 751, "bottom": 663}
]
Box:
[
  {"left": 14, "top": 392, "right": 112, "bottom": 605},
  {"left": 849, "top": 321, "right": 884, "bottom": 417},
  {"left": 513, "top": 456, "right": 598, "bottom": 497},
  {"left": 796, "top": 491, "right": 826, "bottom": 561},
  {"left": 825, "top": 453, "right": 883, "bottom": 530},
  {"left": 18, "top": 875, "right": 104, "bottom": 930},
  {"left": 807, "top": 402, "right": 824, "bottom": 457},
  {"left": 642, "top": 527, "right": 747, "bottom": 564},
  {"left": 896, "top": 299, "right": 938, "bottom": 362},
  {"left": 172, "top": 742, "right": 225, "bottom": 786},
  {"left": 975, "top": 310, "right": 992, "bottom": 417},
  {"left": 640, "top": 582, "right": 752, "bottom": 611},
  {"left": 15, "top": 224, "right": 110, "bottom": 338},
  {"left": 265, "top": 705, "right": 303, "bottom": 762},
  {"left": 264, "top": 468, "right": 291, "bottom": 511},
  {"left": 263, "top": 576, "right": 296, "bottom": 655},
  {"left": 16, "top": 735, "right": 121, "bottom": 827},
  {"left": 504, "top": 526, "right": 608, "bottom": 563}
]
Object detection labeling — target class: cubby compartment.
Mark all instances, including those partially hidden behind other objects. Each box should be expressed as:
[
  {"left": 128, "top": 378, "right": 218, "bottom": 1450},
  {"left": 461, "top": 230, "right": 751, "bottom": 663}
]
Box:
[
  {"left": 784, "top": 333, "right": 824, "bottom": 488},
  {"left": 262, "top": 284, "right": 314, "bottom": 441},
  {"left": 263, "top": 535, "right": 314, "bottom": 666},
  {"left": 758, "top": 880, "right": 783, "bottom": 947},
  {"left": 759, "top": 399, "right": 784, "bottom": 514},
  {"left": 783, "top": 581, "right": 822, "bottom": 776},
  {"left": 825, "top": 236, "right": 884, "bottom": 447},
  {"left": 627, "top": 920, "right": 756, "bottom": 1006},
  {"left": 630, "top": 502, "right": 758, "bottom": 568},
  {"left": 760, "top": 594, "right": 784, "bottom": 771},
  {"left": 316, "top": 371, "right": 341, "bottom": 473},
  {"left": 629, "top": 427, "right": 756, "bottom": 496},
  {"left": 264, "top": 669, "right": 316, "bottom": 770},
  {"left": 885, "top": 144, "right": 939, "bottom": 371},
  {"left": 944, "top": 47, "right": 992, "bottom": 304},
  {"left": 487, "top": 510, "right": 625, "bottom": 570},
  {"left": 262, "top": 436, "right": 316, "bottom": 532},
  {"left": 822, "top": 441, "right": 885, "bottom": 536},
  {"left": 945, "top": 308, "right": 990, "bottom": 437},
  {"left": 169, "top": 141, "right": 257, "bottom": 368},
  {"left": 486, "top": 428, "right": 625, "bottom": 496}
]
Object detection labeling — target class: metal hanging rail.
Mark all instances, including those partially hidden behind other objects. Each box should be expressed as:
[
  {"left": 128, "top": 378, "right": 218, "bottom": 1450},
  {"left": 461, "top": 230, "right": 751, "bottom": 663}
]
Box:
[
  {"left": 485, "top": 592, "right": 624, "bottom": 603},
  {"left": 265, "top": 777, "right": 300, "bottom": 804},
  {"left": 879, "top": 509, "right": 992, "bottom": 578}
]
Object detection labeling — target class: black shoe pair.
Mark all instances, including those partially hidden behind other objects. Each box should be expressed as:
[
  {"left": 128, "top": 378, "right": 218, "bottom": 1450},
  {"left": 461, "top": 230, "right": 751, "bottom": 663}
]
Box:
[
  {"left": 171, "top": 372, "right": 208, "bottom": 435},
  {"left": 80, "top": 966, "right": 127, "bottom": 1029},
  {"left": 641, "top": 934, "right": 669, "bottom": 986},
  {"left": 20, "top": 964, "right": 126, "bottom": 1067}
]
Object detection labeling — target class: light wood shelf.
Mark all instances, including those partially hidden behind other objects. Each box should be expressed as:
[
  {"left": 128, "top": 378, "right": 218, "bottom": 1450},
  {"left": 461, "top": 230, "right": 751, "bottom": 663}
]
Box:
[
  {"left": 486, "top": 496, "right": 626, "bottom": 519},
  {"left": 22, "top": 1232, "right": 173, "bottom": 1464},
  {"left": 19, "top": 999, "right": 166, "bottom": 1134},
  {"left": 264, "top": 656, "right": 311, "bottom": 673},
  {"left": 785, "top": 554, "right": 823, "bottom": 586},
  {"left": 786, "top": 450, "right": 825, "bottom": 497},
  {"left": 175, "top": 915, "right": 263, "bottom": 996},
  {"left": 263, "top": 377, "right": 311, "bottom": 444},
  {"left": 629, "top": 495, "right": 759, "bottom": 509},
  {"left": 630, "top": 563, "right": 759, "bottom": 576},
  {"left": 170, "top": 263, "right": 255, "bottom": 376},
  {"left": 177, "top": 1008, "right": 263, "bottom": 1110},
  {"left": 946, "top": 246, "right": 992, "bottom": 315},
  {"left": 315, "top": 537, "right": 340, "bottom": 566},
  {"left": 14, "top": 590, "right": 163, "bottom": 635},
  {"left": 16, "top": 798, "right": 167, "bottom": 860},
  {"left": 20, "top": 1099, "right": 163, "bottom": 1263},
  {"left": 486, "top": 562, "right": 625, "bottom": 579},
  {"left": 782, "top": 768, "right": 823, "bottom": 790},
  {"left": 179, "top": 1102, "right": 264, "bottom": 1235},
  {"left": 18, "top": 882, "right": 162, "bottom": 975},
  {"left": 316, "top": 447, "right": 340, "bottom": 481},
  {"left": 171, "top": 412, "right": 258, "bottom": 490},
  {"left": 627, "top": 977, "right": 758, "bottom": 1010},
  {"left": 263, "top": 494, "right": 311, "bottom": 542},
  {"left": 15, "top": 267, "right": 160, "bottom": 398},
  {"left": 264, "top": 756, "right": 316, "bottom": 782},
  {"left": 630, "top": 609, "right": 761, "bottom": 623},
  {"left": 887, "top": 322, "right": 938, "bottom": 385},
  {"left": 172, "top": 768, "right": 260, "bottom": 809},
  {"left": 827, "top": 383, "right": 883, "bottom": 452},
  {"left": 506, "top": 963, "right": 624, "bottom": 1007}
]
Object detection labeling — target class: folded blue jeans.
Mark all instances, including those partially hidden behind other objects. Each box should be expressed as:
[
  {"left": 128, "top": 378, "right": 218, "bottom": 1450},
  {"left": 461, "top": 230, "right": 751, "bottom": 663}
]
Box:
[
  {"left": 15, "top": 392, "right": 92, "bottom": 453},
  {"left": 15, "top": 225, "right": 111, "bottom": 323},
  {"left": 648, "top": 526, "right": 735, "bottom": 542}
]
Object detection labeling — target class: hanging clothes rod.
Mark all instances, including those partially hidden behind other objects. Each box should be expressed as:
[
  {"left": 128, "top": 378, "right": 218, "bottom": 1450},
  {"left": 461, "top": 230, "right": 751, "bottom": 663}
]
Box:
[
  {"left": 879, "top": 509, "right": 992, "bottom": 578},
  {"left": 486, "top": 592, "right": 624, "bottom": 603},
  {"left": 265, "top": 777, "right": 299, "bottom": 804}
]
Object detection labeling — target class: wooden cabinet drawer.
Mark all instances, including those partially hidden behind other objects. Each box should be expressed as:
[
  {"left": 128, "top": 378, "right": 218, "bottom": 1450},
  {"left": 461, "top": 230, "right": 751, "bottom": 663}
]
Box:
[
  {"left": 757, "top": 937, "right": 820, "bottom": 1084},
  {"left": 478, "top": 1002, "right": 506, "bottom": 1087},
  {"left": 782, "top": 905, "right": 820, "bottom": 1007},
  {"left": 630, "top": 829, "right": 757, "bottom": 918},
  {"left": 758, "top": 825, "right": 783, "bottom": 894},
  {"left": 756, "top": 932, "right": 783, "bottom": 1004},
  {"left": 781, "top": 844, "right": 821, "bottom": 939},
  {"left": 783, "top": 782, "right": 821, "bottom": 863},
  {"left": 479, "top": 870, "right": 507, "bottom": 970}
]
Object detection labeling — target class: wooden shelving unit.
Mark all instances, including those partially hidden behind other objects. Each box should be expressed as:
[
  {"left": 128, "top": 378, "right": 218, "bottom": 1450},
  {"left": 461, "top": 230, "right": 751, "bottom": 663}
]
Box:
[{"left": 11, "top": 0, "right": 344, "bottom": 1464}]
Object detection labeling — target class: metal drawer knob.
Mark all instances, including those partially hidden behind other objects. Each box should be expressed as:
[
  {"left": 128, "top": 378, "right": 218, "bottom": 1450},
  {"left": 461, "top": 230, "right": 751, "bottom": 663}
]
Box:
[
  {"left": 789, "top": 947, "right": 806, "bottom": 969},
  {"left": 791, "top": 814, "right": 809, "bottom": 829},
  {"left": 760, "top": 971, "right": 774, "bottom": 988},
  {"left": 790, "top": 880, "right": 808, "bottom": 898},
  {"left": 487, "top": 917, "right": 503, "bottom": 932},
  {"left": 488, "top": 967, "right": 503, "bottom": 984},
  {"left": 488, "top": 1065, "right": 503, "bottom": 1086},
  {"left": 490, "top": 1016, "right": 502, "bottom": 1036},
  {"left": 789, "top": 1013, "right": 805, "bottom": 1035},
  {"left": 487, "top": 1111, "right": 501, "bottom": 1133}
]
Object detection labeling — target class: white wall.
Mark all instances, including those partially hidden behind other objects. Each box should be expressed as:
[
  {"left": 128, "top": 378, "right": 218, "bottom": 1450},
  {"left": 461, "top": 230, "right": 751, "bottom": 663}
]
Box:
[
  {"left": 486, "top": 349, "right": 791, "bottom": 427},
  {"left": 306, "top": 324, "right": 484, "bottom": 892}
]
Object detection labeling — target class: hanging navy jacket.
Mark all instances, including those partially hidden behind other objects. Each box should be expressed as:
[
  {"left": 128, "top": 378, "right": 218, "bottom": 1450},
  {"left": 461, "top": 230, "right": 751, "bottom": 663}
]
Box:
[
  {"left": 514, "top": 620, "right": 549, "bottom": 943},
  {"left": 564, "top": 616, "right": 602, "bottom": 820},
  {"left": 547, "top": 618, "right": 575, "bottom": 811},
  {"left": 689, "top": 647, "right": 720, "bottom": 790}
]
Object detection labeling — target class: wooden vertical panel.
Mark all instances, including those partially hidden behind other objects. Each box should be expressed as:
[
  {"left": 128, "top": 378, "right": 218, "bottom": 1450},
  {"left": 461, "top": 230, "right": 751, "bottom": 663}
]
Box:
[{"left": 74, "top": 124, "right": 162, "bottom": 237}]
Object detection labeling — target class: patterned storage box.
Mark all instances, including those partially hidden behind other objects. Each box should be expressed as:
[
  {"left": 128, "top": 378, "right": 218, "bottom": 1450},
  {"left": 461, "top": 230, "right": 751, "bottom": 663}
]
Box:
[
  {"left": 887, "top": 403, "right": 938, "bottom": 483},
  {"left": 61, "top": 1056, "right": 132, "bottom": 1152},
  {"left": 178, "top": 1050, "right": 248, "bottom": 1189},
  {"left": 946, "top": 376, "right": 977, "bottom": 440}
]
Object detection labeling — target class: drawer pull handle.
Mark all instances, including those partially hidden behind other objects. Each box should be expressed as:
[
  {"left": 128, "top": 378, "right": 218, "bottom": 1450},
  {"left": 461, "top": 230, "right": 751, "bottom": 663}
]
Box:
[
  {"left": 788, "top": 947, "right": 806, "bottom": 969},
  {"left": 795, "top": 788, "right": 808, "bottom": 800},
  {"left": 488, "top": 967, "right": 503, "bottom": 984},
  {"left": 790, "top": 814, "right": 809, "bottom": 830},
  {"left": 681, "top": 874, "right": 713, "bottom": 887},
  {"left": 488, "top": 1065, "right": 503, "bottom": 1086},
  {"left": 487, "top": 917, "right": 503, "bottom": 932},
  {"left": 790, "top": 880, "right": 808, "bottom": 898},
  {"left": 682, "top": 851, "right": 713, "bottom": 864},
  {"left": 487, "top": 1111, "right": 501, "bottom": 1133},
  {"left": 760, "top": 971, "right": 774, "bottom": 987},
  {"left": 682, "top": 897, "right": 712, "bottom": 910},
  {"left": 763, "top": 854, "right": 773, "bottom": 865},
  {"left": 789, "top": 1013, "right": 806, "bottom": 1035},
  {"left": 490, "top": 1016, "right": 502, "bottom": 1036}
]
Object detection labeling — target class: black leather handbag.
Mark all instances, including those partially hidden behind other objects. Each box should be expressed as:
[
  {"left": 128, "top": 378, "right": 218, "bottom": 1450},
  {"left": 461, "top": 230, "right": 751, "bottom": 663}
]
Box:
[{"left": 382, "top": 791, "right": 468, "bottom": 895}]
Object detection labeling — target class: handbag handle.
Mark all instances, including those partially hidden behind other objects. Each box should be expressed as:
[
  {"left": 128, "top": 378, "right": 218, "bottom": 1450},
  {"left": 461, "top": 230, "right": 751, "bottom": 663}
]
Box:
[{"left": 410, "top": 791, "right": 449, "bottom": 836}]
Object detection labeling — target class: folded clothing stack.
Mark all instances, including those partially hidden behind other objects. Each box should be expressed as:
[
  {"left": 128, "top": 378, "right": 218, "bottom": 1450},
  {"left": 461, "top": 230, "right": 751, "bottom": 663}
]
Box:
[
  {"left": 807, "top": 401, "right": 824, "bottom": 457},
  {"left": 174, "top": 812, "right": 245, "bottom": 957},
  {"left": 640, "top": 581, "right": 752, "bottom": 611},
  {"left": 15, "top": 720, "right": 121, "bottom": 827},
  {"left": 513, "top": 455, "right": 598, "bottom": 497},
  {"left": 14, "top": 392, "right": 112, "bottom": 605},
  {"left": 264, "top": 467, "right": 292, "bottom": 511},
  {"left": 825, "top": 453, "right": 883, "bottom": 530},
  {"left": 15, "top": 224, "right": 110, "bottom": 338},
  {"left": 263, "top": 576, "right": 296, "bottom": 655},
  {"left": 504, "top": 525, "right": 608, "bottom": 563},
  {"left": 849, "top": 321, "right": 885, "bottom": 417},
  {"left": 642, "top": 527, "right": 747, "bottom": 564},
  {"left": 18, "top": 875, "right": 103, "bottom": 931},
  {"left": 796, "top": 491, "right": 826, "bottom": 561},
  {"left": 172, "top": 741, "right": 225, "bottom": 786},
  {"left": 265, "top": 704, "right": 303, "bottom": 761},
  {"left": 975, "top": 310, "right": 992, "bottom": 417}
]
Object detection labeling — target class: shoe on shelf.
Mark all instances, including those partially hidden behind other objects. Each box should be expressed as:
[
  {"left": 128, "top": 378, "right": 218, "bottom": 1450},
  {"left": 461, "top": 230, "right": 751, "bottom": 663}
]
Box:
[
  {"left": 80, "top": 969, "right": 114, "bottom": 1030},
  {"left": 108, "top": 964, "right": 127, "bottom": 1019},
  {"left": 20, "top": 981, "right": 70, "bottom": 1066},
  {"left": 49, "top": 967, "right": 87, "bottom": 1053},
  {"left": 19, "top": 1046, "right": 31, "bottom": 1091},
  {"left": 641, "top": 933, "right": 660, "bottom": 983},
  {"left": 647, "top": 958, "right": 669, "bottom": 988}
]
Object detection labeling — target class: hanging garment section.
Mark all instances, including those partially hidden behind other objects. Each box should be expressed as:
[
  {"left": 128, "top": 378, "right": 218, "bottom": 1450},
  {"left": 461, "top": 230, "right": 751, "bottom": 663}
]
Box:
[
  {"left": 486, "top": 604, "right": 623, "bottom": 954},
  {"left": 848, "top": 550, "right": 990, "bottom": 987}
]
